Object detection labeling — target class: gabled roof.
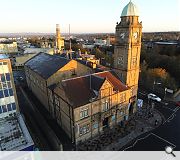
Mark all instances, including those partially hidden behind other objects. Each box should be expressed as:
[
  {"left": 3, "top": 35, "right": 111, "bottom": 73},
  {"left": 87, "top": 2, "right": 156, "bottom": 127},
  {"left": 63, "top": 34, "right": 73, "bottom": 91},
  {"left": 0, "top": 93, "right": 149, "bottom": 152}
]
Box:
[
  {"left": 61, "top": 75, "right": 96, "bottom": 107},
  {"left": 25, "top": 52, "right": 71, "bottom": 79},
  {"left": 91, "top": 75, "right": 105, "bottom": 91},
  {"left": 59, "top": 71, "right": 129, "bottom": 108}
]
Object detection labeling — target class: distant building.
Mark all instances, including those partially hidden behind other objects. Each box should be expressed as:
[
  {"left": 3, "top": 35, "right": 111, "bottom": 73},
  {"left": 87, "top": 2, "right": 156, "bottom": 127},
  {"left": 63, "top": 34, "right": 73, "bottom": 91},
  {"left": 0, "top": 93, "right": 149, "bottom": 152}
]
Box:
[
  {"left": 55, "top": 24, "right": 64, "bottom": 54},
  {"left": 13, "top": 53, "right": 37, "bottom": 67},
  {"left": 12, "top": 48, "right": 54, "bottom": 67},
  {"left": 0, "top": 41, "right": 18, "bottom": 54},
  {"left": 94, "top": 38, "right": 107, "bottom": 46},
  {"left": 82, "top": 44, "right": 95, "bottom": 49},
  {"left": 0, "top": 55, "right": 34, "bottom": 151},
  {"left": 76, "top": 53, "right": 100, "bottom": 69}
]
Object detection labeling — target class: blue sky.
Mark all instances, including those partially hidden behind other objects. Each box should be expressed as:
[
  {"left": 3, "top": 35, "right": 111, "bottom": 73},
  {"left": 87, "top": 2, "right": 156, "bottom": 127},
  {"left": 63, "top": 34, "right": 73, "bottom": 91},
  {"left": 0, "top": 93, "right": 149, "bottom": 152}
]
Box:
[{"left": 0, "top": 0, "right": 180, "bottom": 33}]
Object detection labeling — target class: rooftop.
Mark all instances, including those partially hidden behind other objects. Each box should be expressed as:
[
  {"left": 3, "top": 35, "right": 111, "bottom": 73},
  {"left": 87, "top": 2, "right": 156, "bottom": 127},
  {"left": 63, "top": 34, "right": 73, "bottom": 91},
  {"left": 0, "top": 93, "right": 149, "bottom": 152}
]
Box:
[
  {"left": 0, "top": 41, "right": 14, "bottom": 44},
  {"left": 0, "top": 54, "right": 9, "bottom": 60},
  {"left": 0, "top": 114, "right": 34, "bottom": 151},
  {"left": 59, "top": 71, "right": 129, "bottom": 108},
  {"left": 25, "top": 52, "right": 71, "bottom": 79},
  {"left": 121, "top": 1, "right": 139, "bottom": 17}
]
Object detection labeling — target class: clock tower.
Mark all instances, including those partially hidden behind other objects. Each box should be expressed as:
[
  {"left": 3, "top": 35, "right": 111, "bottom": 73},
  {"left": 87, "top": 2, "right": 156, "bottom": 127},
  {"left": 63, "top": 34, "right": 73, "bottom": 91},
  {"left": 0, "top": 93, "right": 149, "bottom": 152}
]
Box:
[{"left": 114, "top": 1, "right": 142, "bottom": 97}]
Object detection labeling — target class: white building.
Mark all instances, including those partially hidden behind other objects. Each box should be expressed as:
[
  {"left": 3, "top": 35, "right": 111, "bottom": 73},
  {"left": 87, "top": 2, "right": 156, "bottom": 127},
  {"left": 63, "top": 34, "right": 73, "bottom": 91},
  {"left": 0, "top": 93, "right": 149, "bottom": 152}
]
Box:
[
  {"left": 0, "top": 41, "right": 18, "bottom": 54},
  {"left": 0, "top": 55, "right": 34, "bottom": 151}
]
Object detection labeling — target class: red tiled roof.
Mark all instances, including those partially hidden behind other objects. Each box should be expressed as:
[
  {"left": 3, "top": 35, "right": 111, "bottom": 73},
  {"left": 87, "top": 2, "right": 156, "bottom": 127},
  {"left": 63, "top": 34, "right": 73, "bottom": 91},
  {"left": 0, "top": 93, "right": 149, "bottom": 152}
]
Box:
[
  {"left": 60, "top": 71, "right": 129, "bottom": 108},
  {"left": 95, "top": 71, "right": 129, "bottom": 92}
]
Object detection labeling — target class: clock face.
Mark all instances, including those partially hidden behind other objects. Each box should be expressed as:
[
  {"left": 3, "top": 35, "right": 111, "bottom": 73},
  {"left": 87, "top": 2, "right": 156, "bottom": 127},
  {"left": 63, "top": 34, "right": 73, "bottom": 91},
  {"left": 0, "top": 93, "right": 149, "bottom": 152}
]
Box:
[
  {"left": 133, "top": 32, "right": 138, "bottom": 39},
  {"left": 120, "top": 33, "right": 125, "bottom": 39},
  {"left": 118, "top": 57, "right": 124, "bottom": 66}
]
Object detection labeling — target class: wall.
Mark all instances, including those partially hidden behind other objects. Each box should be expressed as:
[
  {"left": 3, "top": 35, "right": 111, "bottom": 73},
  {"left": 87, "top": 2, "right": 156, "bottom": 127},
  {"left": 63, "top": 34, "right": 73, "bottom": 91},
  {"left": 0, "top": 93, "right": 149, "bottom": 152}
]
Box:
[
  {"left": 25, "top": 66, "right": 49, "bottom": 110},
  {"left": 47, "top": 60, "right": 92, "bottom": 86},
  {"left": 15, "top": 53, "right": 37, "bottom": 67},
  {"left": 73, "top": 80, "right": 131, "bottom": 144}
]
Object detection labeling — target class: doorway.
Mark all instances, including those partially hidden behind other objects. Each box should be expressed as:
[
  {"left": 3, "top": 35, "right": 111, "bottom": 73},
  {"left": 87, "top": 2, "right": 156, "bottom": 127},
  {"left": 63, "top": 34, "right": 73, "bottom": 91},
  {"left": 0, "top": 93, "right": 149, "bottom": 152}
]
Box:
[
  {"left": 102, "top": 117, "right": 109, "bottom": 128},
  {"left": 129, "top": 103, "right": 134, "bottom": 116}
]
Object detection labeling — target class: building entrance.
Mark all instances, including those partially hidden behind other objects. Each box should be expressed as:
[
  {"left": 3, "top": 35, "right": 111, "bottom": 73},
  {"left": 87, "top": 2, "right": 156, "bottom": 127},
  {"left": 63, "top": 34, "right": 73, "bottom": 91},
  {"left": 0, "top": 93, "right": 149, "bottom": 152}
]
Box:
[
  {"left": 102, "top": 117, "right": 109, "bottom": 128},
  {"left": 129, "top": 103, "right": 134, "bottom": 116}
]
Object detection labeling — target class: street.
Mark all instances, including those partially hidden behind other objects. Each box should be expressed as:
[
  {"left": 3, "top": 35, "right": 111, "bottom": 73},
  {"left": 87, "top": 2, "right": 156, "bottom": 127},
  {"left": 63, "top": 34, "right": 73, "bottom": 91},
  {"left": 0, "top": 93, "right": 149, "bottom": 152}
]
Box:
[{"left": 125, "top": 89, "right": 180, "bottom": 151}]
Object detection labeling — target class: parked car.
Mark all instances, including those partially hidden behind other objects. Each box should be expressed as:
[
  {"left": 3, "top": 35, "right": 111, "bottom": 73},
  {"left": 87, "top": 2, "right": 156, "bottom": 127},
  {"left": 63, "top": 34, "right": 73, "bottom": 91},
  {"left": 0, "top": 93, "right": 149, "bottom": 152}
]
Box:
[{"left": 147, "top": 93, "right": 161, "bottom": 102}]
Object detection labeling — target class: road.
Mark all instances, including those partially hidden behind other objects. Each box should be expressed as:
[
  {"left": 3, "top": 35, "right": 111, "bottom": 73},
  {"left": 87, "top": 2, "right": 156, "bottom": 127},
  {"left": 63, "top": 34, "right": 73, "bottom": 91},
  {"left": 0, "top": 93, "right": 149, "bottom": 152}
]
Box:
[
  {"left": 14, "top": 70, "right": 65, "bottom": 151},
  {"left": 16, "top": 86, "right": 51, "bottom": 150},
  {"left": 125, "top": 89, "right": 180, "bottom": 151}
]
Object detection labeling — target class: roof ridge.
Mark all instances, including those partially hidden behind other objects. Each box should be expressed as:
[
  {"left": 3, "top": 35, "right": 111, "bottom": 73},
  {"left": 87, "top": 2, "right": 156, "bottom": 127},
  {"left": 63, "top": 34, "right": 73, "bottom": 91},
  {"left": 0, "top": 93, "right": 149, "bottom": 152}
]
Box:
[{"left": 61, "top": 70, "right": 111, "bottom": 82}]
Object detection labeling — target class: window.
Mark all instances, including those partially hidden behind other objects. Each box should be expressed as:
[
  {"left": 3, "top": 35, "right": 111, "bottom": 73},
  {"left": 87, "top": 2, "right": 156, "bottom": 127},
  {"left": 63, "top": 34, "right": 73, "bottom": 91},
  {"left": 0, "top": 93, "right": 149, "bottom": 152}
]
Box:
[
  {"left": 79, "top": 124, "right": 90, "bottom": 136},
  {"left": 55, "top": 96, "right": 60, "bottom": 106},
  {"left": 118, "top": 57, "right": 124, "bottom": 66},
  {"left": 0, "top": 74, "right": 5, "bottom": 82},
  {"left": 103, "top": 100, "right": 110, "bottom": 111},
  {"left": 5, "top": 73, "right": 10, "bottom": 81},
  {"left": 0, "top": 91, "right": 3, "bottom": 98},
  {"left": 93, "top": 122, "right": 98, "bottom": 129},
  {"left": 0, "top": 106, "right": 2, "bottom": 113},
  {"left": 122, "top": 93, "right": 126, "bottom": 102},
  {"left": 132, "top": 57, "right": 137, "bottom": 67},
  {"left": 9, "top": 89, "right": 13, "bottom": 96},
  {"left": 12, "top": 103, "right": 16, "bottom": 110},
  {"left": 7, "top": 104, "right": 12, "bottom": 111},
  {"left": 2, "top": 105, "right": 7, "bottom": 113},
  {"left": 4, "top": 89, "right": 9, "bottom": 97},
  {"left": 120, "top": 93, "right": 126, "bottom": 103},
  {"left": 80, "top": 108, "right": 89, "bottom": 119}
]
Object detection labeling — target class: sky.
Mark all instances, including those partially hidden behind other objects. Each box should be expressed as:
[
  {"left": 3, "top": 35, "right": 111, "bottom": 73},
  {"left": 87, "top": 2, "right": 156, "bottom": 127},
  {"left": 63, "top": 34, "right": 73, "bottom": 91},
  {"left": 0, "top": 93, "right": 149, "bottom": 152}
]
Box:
[{"left": 0, "top": 0, "right": 180, "bottom": 33}]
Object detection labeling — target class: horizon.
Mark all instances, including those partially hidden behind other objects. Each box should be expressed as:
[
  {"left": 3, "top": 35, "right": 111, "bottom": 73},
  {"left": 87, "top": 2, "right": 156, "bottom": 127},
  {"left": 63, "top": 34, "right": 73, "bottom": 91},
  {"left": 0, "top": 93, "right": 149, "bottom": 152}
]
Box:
[
  {"left": 0, "top": 0, "right": 180, "bottom": 33},
  {"left": 1, "top": 31, "right": 180, "bottom": 36}
]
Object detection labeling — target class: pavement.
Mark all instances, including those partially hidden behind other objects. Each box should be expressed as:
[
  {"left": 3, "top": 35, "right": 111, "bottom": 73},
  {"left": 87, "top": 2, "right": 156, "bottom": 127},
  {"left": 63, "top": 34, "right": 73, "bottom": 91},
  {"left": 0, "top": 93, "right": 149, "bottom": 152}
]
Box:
[{"left": 124, "top": 90, "right": 180, "bottom": 151}]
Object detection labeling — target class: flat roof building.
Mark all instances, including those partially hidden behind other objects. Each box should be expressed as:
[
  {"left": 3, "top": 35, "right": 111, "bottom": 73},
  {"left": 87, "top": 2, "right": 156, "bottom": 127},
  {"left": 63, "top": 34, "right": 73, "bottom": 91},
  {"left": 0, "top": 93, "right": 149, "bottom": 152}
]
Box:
[
  {"left": 0, "top": 55, "right": 34, "bottom": 151},
  {"left": 0, "top": 114, "right": 34, "bottom": 151}
]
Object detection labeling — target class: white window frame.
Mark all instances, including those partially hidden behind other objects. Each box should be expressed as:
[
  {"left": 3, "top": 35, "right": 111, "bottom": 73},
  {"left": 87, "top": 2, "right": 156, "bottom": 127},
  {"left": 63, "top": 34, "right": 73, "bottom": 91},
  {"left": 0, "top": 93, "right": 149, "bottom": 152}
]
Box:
[{"left": 80, "top": 107, "right": 89, "bottom": 119}]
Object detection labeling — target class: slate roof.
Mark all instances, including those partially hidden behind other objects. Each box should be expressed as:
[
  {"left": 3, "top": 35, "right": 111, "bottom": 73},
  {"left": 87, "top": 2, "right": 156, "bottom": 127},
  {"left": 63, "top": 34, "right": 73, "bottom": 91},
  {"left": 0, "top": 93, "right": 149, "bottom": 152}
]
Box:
[
  {"left": 25, "top": 52, "right": 71, "bottom": 79},
  {"left": 60, "top": 71, "right": 129, "bottom": 108},
  {"left": 91, "top": 75, "right": 105, "bottom": 91}
]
